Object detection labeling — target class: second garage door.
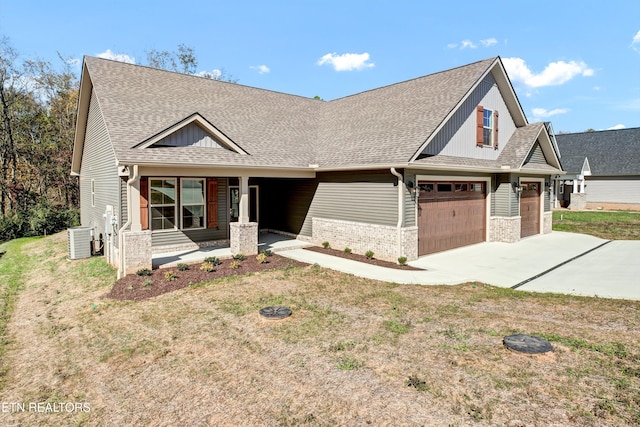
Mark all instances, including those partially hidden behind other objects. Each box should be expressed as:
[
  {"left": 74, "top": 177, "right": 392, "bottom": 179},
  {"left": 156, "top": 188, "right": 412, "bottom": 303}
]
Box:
[{"left": 418, "top": 181, "right": 486, "bottom": 256}]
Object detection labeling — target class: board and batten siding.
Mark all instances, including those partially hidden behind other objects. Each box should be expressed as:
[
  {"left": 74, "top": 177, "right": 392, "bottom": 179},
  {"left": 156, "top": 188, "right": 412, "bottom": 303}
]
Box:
[
  {"left": 151, "top": 178, "right": 228, "bottom": 247},
  {"left": 120, "top": 177, "right": 128, "bottom": 226},
  {"left": 586, "top": 177, "right": 640, "bottom": 204},
  {"left": 153, "top": 122, "right": 227, "bottom": 149},
  {"left": 421, "top": 73, "right": 516, "bottom": 160},
  {"left": 524, "top": 142, "right": 548, "bottom": 165},
  {"left": 403, "top": 171, "right": 416, "bottom": 227},
  {"left": 79, "top": 89, "right": 120, "bottom": 245}
]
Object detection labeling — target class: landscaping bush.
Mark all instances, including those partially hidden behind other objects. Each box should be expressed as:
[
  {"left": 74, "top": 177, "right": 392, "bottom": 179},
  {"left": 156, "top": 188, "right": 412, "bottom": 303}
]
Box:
[
  {"left": 177, "top": 263, "right": 190, "bottom": 271},
  {"left": 230, "top": 260, "right": 241, "bottom": 269},
  {"left": 232, "top": 253, "right": 246, "bottom": 261},
  {"left": 164, "top": 271, "right": 178, "bottom": 281},
  {"left": 260, "top": 249, "right": 273, "bottom": 257},
  {"left": 136, "top": 268, "right": 152, "bottom": 276},
  {"left": 365, "top": 250, "right": 374, "bottom": 259},
  {"left": 204, "top": 256, "right": 222, "bottom": 266},
  {"left": 200, "top": 262, "right": 215, "bottom": 272},
  {"left": 397, "top": 257, "right": 408, "bottom": 266},
  {"left": 343, "top": 247, "right": 352, "bottom": 254},
  {"left": 322, "top": 241, "right": 330, "bottom": 249},
  {"left": 256, "top": 253, "right": 268, "bottom": 264}
]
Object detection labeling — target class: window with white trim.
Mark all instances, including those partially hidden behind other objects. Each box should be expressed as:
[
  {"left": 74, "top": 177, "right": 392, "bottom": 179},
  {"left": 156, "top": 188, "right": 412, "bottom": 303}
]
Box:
[
  {"left": 181, "top": 178, "right": 205, "bottom": 229},
  {"left": 483, "top": 108, "right": 494, "bottom": 146},
  {"left": 149, "top": 178, "right": 177, "bottom": 230}
]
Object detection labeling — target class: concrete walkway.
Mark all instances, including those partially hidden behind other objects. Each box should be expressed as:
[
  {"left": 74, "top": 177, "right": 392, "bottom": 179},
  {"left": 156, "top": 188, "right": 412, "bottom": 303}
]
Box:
[{"left": 280, "top": 232, "right": 640, "bottom": 300}]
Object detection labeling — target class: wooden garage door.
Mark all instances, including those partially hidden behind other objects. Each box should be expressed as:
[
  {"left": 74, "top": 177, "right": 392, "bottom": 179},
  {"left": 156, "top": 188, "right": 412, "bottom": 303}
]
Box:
[
  {"left": 520, "top": 182, "right": 540, "bottom": 238},
  {"left": 418, "top": 182, "right": 486, "bottom": 256}
]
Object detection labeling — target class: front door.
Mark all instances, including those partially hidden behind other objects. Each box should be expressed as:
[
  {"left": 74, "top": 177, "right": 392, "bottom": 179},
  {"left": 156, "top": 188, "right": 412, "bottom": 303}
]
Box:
[{"left": 229, "top": 186, "right": 259, "bottom": 223}]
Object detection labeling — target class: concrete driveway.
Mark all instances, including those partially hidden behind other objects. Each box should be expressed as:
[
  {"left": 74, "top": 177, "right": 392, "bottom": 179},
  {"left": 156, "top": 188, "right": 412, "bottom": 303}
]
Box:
[{"left": 410, "top": 231, "right": 640, "bottom": 300}]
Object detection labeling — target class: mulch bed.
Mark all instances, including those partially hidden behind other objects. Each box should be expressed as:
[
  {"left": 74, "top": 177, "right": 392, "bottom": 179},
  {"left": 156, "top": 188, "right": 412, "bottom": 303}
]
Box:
[
  {"left": 106, "top": 254, "right": 308, "bottom": 301},
  {"left": 304, "top": 246, "right": 424, "bottom": 271}
]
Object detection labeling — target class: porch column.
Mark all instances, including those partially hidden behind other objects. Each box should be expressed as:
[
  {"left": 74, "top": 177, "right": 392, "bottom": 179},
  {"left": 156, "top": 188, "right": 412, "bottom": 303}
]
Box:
[
  {"left": 573, "top": 179, "right": 578, "bottom": 193},
  {"left": 230, "top": 175, "right": 258, "bottom": 255},
  {"left": 130, "top": 177, "right": 142, "bottom": 232},
  {"left": 239, "top": 175, "right": 250, "bottom": 223},
  {"left": 579, "top": 176, "right": 585, "bottom": 193}
]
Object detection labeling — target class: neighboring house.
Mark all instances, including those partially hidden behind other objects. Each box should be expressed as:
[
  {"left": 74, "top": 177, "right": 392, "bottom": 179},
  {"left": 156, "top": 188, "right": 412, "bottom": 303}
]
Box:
[
  {"left": 554, "top": 128, "right": 640, "bottom": 210},
  {"left": 71, "top": 56, "right": 563, "bottom": 277}
]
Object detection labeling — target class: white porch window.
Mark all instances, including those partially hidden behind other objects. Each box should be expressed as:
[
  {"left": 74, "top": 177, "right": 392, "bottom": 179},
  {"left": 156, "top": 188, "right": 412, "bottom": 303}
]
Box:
[
  {"left": 149, "top": 178, "right": 177, "bottom": 230},
  {"left": 181, "top": 178, "right": 206, "bottom": 229}
]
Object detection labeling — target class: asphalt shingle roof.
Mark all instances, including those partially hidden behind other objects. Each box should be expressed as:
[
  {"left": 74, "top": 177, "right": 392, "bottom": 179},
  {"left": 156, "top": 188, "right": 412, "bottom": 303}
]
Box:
[
  {"left": 82, "top": 56, "right": 554, "bottom": 172},
  {"left": 555, "top": 128, "right": 640, "bottom": 175}
]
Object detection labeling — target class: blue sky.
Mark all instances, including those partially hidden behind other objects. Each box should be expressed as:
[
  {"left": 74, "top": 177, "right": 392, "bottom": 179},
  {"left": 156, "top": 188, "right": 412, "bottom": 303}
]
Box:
[{"left": 1, "top": 0, "right": 639, "bottom": 133}]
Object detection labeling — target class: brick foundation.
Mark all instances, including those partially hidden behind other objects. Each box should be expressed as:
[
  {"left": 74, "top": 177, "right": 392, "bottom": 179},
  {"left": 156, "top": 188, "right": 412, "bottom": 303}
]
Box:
[
  {"left": 122, "top": 230, "right": 152, "bottom": 276},
  {"left": 312, "top": 217, "right": 417, "bottom": 262},
  {"left": 230, "top": 222, "right": 258, "bottom": 255},
  {"left": 489, "top": 216, "right": 521, "bottom": 243}
]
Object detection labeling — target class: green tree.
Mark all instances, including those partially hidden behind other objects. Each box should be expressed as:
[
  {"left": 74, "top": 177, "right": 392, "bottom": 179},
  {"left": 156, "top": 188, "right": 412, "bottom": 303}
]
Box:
[{"left": 145, "top": 44, "right": 237, "bottom": 82}]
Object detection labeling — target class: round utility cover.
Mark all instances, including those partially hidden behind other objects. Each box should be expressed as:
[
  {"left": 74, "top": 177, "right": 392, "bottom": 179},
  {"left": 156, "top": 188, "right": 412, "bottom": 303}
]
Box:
[
  {"left": 259, "top": 306, "right": 292, "bottom": 320},
  {"left": 503, "top": 334, "right": 553, "bottom": 354}
]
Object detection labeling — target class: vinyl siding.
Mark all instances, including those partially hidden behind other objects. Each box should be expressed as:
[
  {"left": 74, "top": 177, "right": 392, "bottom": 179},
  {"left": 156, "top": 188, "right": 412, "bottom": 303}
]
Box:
[
  {"left": 120, "top": 177, "right": 128, "bottom": 225},
  {"left": 421, "top": 73, "right": 516, "bottom": 160},
  {"left": 153, "top": 122, "right": 227, "bottom": 148},
  {"left": 525, "top": 142, "right": 548, "bottom": 165},
  {"left": 404, "top": 171, "right": 416, "bottom": 226},
  {"left": 151, "top": 178, "right": 228, "bottom": 247},
  {"left": 79, "top": 89, "right": 120, "bottom": 244},
  {"left": 586, "top": 176, "right": 640, "bottom": 204},
  {"left": 492, "top": 174, "right": 518, "bottom": 217}
]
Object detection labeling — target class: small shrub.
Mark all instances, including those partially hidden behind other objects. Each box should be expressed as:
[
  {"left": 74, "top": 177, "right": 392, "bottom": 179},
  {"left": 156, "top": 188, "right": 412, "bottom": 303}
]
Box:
[
  {"left": 232, "top": 253, "right": 246, "bottom": 261},
  {"left": 136, "top": 268, "right": 152, "bottom": 276},
  {"left": 177, "top": 263, "right": 190, "bottom": 271},
  {"left": 164, "top": 271, "right": 178, "bottom": 281},
  {"left": 200, "top": 262, "right": 215, "bottom": 272},
  {"left": 204, "top": 256, "right": 222, "bottom": 266},
  {"left": 142, "top": 279, "right": 153, "bottom": 288},
  {"left": 256, "top": 253, "right": 268, "bottom": 264},
  {"left": 365, "top": 250, "right": 374, "bottom": 259},
  {"left": 260, "top": 249, "right": 273, "bottom": 257},
  {"left": 343, "top": 247, "right": 352, "bottom": 254},
  {"left": 322, "top": 241, "right": 330, "bottom": 249},
  {"left": 230, "top": 260, "right": 242, "bottom": 269},
  {"left": 397, "top": 256, "right": 408, "bottom": 266}
]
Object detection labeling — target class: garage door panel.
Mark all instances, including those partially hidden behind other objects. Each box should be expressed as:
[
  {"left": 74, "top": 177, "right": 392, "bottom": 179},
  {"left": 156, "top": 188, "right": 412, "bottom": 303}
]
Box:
[
  {"left": 520, "top": 182, "right": 540, "bottom": 238},
  {"left": 418, "top": 182, "right": 486, "bottom": 256}
]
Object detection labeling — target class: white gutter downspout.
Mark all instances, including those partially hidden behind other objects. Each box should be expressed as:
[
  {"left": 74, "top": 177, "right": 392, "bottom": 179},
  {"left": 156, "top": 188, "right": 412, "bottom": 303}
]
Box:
[
  {"left": 118, "top": 165, "right": 139, "bottom": 279},
  {"left": 390, "top": 168, "right": 404, "bottom": 261}
]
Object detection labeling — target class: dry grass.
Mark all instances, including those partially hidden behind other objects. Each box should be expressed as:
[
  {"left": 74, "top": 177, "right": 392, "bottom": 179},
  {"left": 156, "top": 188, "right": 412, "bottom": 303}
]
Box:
[{"left": 1, "top": 232, "right": 639, "bottom": 426}]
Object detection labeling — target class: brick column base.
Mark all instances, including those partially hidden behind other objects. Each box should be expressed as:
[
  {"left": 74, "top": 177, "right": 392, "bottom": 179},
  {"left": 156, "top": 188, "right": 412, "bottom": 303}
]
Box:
[
  {"left": 122, "top": 230, "right": 152, "bottom": 276},
  {"left": 489, "top": 217, "right": 521, "bottom": 243},
  {"left": 569, "top": 193, "right": 587, "bottom": 211},
  {"left": 543, "top": 211, "right": 553, "bottom": 234},
  {"left": 230, "top": 222, "right": 258, "bottom": 256}
]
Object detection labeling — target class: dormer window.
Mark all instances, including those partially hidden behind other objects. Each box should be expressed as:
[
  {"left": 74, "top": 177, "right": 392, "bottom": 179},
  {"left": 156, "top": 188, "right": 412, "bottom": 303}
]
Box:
[{"left": 476, "top": 106, "right": 499, "bottom": 149}]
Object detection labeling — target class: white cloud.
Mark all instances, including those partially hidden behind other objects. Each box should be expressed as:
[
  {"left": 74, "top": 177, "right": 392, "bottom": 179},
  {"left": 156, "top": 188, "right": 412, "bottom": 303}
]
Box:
[
  {"left": 195, "top": 69, "right": 222, "bottom": 79},
  {"left": 503, "top": 57, "right": 594, "bottom": 88},
  {"left": 250, "top": 65, "right": 270, "bottom": 74},
  {"left": 632, "top": 30, "right": 640, "bottom": 53},
  {"left": 532, "top": 107, "right": 570, "bottom": 119},
  {"left": 317, "top": 52, "right": 374, "bottom": 71},
  {"left": 446, "top": 43, "right": 458, "bottom": 49},
  {"left": 607, "top": 124, "right": 626, "bottom": 130},
  {"left": 480, "top": 38, "right": 497, "bottom": 47},
  {"left": 96, "top": 49, "right": 135, "bottom": 64},
  {"left": 460, "top": 40, "right": 477, "bottom": 49}
]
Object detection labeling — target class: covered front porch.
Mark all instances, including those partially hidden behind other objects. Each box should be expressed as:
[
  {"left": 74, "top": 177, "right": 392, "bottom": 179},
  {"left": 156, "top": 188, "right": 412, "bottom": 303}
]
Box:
[{"left": 152, "top": 231, "right": 311, "bottom": 269}]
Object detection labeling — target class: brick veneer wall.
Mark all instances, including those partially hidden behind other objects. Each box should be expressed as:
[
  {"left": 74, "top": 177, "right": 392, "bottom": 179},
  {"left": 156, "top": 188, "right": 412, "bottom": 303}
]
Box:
[
  {"left": 489, "top": 216, "right": 521, "bottom": 243},
  {"left": 543, "top": 212, "right": 552, "bottom": 234},
  {"left": 122, "top": 230, "right": 152, "bottom": 275},
  {"left": 312, "top": 217, "right": 417, "bottom": 262}
]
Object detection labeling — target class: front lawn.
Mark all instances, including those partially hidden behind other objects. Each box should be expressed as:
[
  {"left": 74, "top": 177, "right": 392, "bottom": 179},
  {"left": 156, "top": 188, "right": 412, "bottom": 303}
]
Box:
[
  {"left": 553, "top": 210, "right": 640, "bottom": 240},
  {"left": 0, "top": 232, "right": 639, "bottom": 426}
]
